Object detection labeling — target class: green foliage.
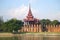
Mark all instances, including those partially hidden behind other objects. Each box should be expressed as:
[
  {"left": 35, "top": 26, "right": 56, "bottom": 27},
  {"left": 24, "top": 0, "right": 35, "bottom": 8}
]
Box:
[
  {"left": 0, "top": 16, "right": 4, "bottom": 31},
  {"left": 51, "top": 20, "right": 59, "bottom": 25},
  {"left": 1, "top": 18, "right": 23, "bottom": 32},
  {"left": 40, "top": 19, "right": 51, "bottom": 25},
  {"left": 39, "top": 19, "right": 60, "bottom": 25},
  {"left": 0, "top": 16, "right": 3, "bottom": 26}
]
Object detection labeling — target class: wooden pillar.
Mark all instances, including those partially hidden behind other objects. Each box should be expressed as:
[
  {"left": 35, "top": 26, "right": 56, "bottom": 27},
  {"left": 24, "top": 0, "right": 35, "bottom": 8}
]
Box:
[
  {"left": 28, "top": 25, "right": 30, "bottom": 32},
  {"left": 37, "top": 24, "right": 38, "bottom": 32},
  {"left": 30, "top": 25, "right": 33, "bottom": 32},
  {"left": 30, "top": 25, "right": 31, "bottom": 32},
  {"left": 32, "top": 24, "right": 34, "bottom": 32},
  {"left": 53, "top": 25, "right": 55, "bottom": 32},
  {"left": 35, "top": 24, "right": 37, "bottom": 32},
  {"left": 33, "top": 25, "right": 34, "bottom": 32},
  {"left": 34, "top": 24, "right": 35, "bottom": 32},
  {"left": 39, "top": 25, "right": 41, "bottom": 32},
  {"left": 48, "top": 25, "right": 51, "bottom": 32}
]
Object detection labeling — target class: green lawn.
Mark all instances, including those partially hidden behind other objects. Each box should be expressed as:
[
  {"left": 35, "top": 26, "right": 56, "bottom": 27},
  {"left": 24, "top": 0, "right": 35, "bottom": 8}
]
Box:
[{"left": 19, "top": 32, "right": 60, "bottom": 35}]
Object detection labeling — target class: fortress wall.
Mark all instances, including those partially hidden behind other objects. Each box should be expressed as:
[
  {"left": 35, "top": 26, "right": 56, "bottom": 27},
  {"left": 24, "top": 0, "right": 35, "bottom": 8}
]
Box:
[
  {"left": 46, "top": 25, "right": 60, "bottom": 32},
  {"left": 19, "top": 25, "right": 60, "bottom": 32},
  {"left": 20, "top": 24, "right": 42, "bottom": 32}
]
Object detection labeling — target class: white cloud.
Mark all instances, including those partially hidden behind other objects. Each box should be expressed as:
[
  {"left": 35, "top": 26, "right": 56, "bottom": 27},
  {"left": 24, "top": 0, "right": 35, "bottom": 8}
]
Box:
[
  {"left": 7, "top": 4, "right": 40, "bottom": 20},
  {"left": 8, "top": 4, "right": 28, "bottom": 20}
]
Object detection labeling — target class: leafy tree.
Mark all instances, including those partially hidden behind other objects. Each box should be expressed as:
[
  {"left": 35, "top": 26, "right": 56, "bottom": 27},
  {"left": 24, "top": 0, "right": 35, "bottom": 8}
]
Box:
[
  {"left": 46, "top": 19, "right": 51, "bottom": 25},
  {"left": 0, "top": 16, "right": 4, "bottom": 31},
  {"left": 40, "top": 19, "right": 46, "bottom": 25},
  {"left": 40, "top": 19, "right": 51, "bottom": 25},
  {"left": 51, "top": 20, "right": 59, "bottom": 25},
  {"left": 1, "top": 18, "right": 23, "bottom": 32},
  {"left": 0, "top": 16, "right": 3, "bottom": 26}
]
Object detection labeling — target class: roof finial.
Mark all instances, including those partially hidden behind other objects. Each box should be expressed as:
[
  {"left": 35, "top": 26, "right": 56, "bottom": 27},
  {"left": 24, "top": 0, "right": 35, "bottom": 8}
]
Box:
[{"left": 29, "top": 3, "right": 31, "bottom": 10}]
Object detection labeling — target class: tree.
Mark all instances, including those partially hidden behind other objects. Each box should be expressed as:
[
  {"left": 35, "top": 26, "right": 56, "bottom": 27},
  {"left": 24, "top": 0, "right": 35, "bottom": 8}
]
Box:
[
  {"left": 0, "top": 16, "right": 4, "bottom": 31},
  {"left": 46, "top": 19, "right": 51, "bottom": 25},
  {"left": 0, "top": 16, "right": 3, "bottom": 26},
  {"left": 40, "top": 19, "right": 51, "bottom": 25},
  {"left": 1, "top": 18, "right": 23, "bottom": 32},
  {"left": 51, "top": 20, "right": 59, "bottom": 25}
]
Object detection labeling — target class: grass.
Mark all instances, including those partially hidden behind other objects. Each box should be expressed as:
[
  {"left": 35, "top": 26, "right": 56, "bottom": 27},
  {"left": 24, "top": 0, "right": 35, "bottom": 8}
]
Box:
[
  {"left": 0, "top": 31, "right": 60, "bottom": 34},
  {"left": 19, "top": 32, "right": 60, "bottom": 35}
]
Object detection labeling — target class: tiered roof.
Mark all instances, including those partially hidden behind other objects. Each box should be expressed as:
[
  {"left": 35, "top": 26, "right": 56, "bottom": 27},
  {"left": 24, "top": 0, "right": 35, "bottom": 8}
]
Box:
[{"left": 24, "top": 5, "right": 39, "bottom": 22}]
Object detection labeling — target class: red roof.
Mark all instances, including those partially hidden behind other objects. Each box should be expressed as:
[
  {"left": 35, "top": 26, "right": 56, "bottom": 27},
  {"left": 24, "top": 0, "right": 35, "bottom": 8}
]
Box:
[{"left": 24, "top": 5, "right": 39, "bottom": 22}]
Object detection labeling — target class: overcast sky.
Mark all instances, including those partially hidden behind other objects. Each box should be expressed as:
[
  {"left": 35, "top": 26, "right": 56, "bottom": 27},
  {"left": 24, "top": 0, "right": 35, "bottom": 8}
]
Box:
[{"left": 0, "top": 0, "right": 60, "bottom": 21}]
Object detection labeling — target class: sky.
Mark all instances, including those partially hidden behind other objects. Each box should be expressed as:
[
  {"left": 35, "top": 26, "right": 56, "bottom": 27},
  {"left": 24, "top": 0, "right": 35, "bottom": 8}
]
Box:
[{"left": 0, "top": 0, "right": 60, "bottom": 21}]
